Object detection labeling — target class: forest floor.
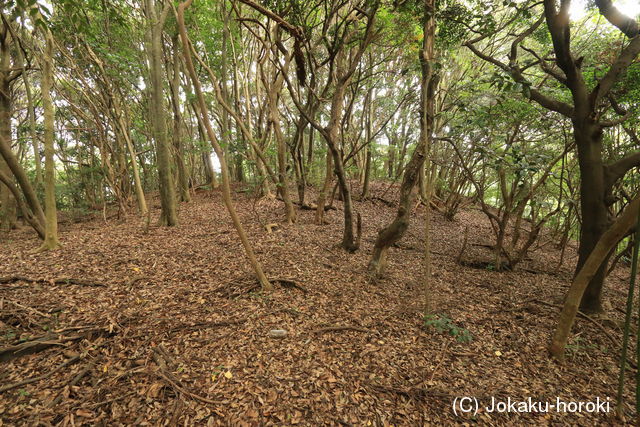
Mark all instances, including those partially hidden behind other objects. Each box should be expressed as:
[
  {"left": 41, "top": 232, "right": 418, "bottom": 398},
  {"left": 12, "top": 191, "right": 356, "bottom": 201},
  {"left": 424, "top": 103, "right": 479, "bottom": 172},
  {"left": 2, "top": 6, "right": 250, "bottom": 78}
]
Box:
[{"left": 0, "top": 182, "right": 636, "bottom": 426}]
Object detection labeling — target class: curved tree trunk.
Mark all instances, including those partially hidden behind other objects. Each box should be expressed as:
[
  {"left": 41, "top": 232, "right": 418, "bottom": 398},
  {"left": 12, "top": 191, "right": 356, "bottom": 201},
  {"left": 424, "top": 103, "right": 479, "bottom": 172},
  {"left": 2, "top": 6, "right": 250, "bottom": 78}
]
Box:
[
  {"left": 0, "top": 169, "right": 44, "bottom": 238},
  {"left": 0, "top": 43, "right": 16, "bottom": 231},
  {"left": 0, "top": 134, "right": 45, "bottom": 232},
  {"left": 550, "top": 195, "right": 640, "bottom": 360},
  {"left": 368, "top": 0, "right": 437, "bottom": 277}
]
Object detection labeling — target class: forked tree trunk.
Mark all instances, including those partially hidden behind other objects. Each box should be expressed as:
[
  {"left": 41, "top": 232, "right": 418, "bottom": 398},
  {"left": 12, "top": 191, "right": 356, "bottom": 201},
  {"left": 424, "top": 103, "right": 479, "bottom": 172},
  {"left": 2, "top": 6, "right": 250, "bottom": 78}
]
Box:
[
  {"left": 177, "top": 0, "right": 271, "bottom": 291},
  {"left": 324, "top": 72, "right": 360, "bottom": 252},
  {"left": 264, "top": 31, "right": 296, "bottom": 223}
]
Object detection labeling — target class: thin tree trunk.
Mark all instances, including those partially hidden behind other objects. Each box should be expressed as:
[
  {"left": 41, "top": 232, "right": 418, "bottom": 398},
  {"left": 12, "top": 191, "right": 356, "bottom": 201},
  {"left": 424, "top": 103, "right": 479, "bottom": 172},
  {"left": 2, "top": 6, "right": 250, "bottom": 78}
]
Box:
[
  {"left": 22, "top": 68, "right": 42, "bottom": 187},
  {"left": 316, "top": 149, "right": 332, "bottom": 224},
  {"left": 37, "top": 29, "right": 60, "bottom": 251},
  {"left": 171, "top": 34, "right": 190, "bottom": 202},
  {"left": 177, "top": 0, "right": 271, "bottom": 291}
]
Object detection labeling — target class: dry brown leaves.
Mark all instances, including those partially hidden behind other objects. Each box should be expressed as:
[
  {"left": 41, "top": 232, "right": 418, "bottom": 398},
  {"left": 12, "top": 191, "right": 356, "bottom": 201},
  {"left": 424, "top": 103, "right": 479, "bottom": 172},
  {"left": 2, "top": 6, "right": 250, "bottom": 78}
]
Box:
[{"left": 0, "top": 182, "right": 635, "bottom": 425}]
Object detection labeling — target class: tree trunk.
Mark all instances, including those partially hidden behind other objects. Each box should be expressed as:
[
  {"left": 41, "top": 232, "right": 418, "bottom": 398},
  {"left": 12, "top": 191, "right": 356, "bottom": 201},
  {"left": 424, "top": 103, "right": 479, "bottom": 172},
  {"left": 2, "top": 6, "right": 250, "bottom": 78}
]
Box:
[
  {"left": 171, "top": 34, "right": 191, "bottom": 203},
  {"left": 387, "top": 135, "right": 396, "bottom": 179},
  {"left": 0, "top": 169, "right": 44, "bottom": 238},
  {"left": 0, "top": 82, "right": 16, "bottom": 231},
  {"left": 315, "top": 149, "right": 332, "bottom": 225},
  {"left": 324, "top": 72, "right": 359, "bottom": 252},
  {"left": 38, "top": 30, "right": 60, "bottom": 251},
  {"left": 574, "top": 122, "right": 609, "bottom": 313},
  {"left": 0, "top": 42, "right": 16, "bottom": 231},
  {"left": 147, "top": 0, "right": 178, "bottom": 226},
  {"left": 550, "top": 195, "right": 640, "bottom": 360},
  {"left": 361, "top": 146, "right": 372, "bottom": 200},
  {"left": 264, "top": 32, "right": 296, "bottom": 223},
  {"left": 22, "top": 66, "right": 42, "bottom": 187},
  {"left": 0, "top": 134, "right": 45, "bottom": 233}
]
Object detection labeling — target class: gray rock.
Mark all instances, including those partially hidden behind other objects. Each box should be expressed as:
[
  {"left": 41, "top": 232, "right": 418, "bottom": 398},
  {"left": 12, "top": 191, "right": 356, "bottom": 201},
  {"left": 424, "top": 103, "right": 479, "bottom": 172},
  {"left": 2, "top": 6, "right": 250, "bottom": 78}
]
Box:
[{"left": 269, "top": 329, "right": 288, "bottom": 338}]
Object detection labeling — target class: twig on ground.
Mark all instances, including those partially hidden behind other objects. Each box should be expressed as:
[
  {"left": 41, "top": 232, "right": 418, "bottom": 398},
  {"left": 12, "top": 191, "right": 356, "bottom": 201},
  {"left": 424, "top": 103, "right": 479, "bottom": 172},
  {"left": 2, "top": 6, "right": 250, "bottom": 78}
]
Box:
[
  {"left": 311, "top": 326, "right": 371, "bottom": 334},
  {"left": 0, "top": 355, "right": 81, "bottom": 393},
  {"left": 1, "top": 298, "right": 50, "bottom": 318},
  {"left": 48, "top": 363, "right": 94, "bottom": 407},
  {"left": 152, "top": 348, "right": 217, "bottom": 405},
  {"left": 0, "top": 276, "right": 108, "bottom": 287}
]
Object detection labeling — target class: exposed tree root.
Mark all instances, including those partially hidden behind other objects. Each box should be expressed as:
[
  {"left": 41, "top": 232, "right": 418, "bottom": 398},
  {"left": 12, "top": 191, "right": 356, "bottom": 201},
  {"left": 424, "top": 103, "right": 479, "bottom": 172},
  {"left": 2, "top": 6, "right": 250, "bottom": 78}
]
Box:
[
  {"left": 270, "top": 278, "right": 308, "bottom": 293},
  {"left": 1, "top": 298, "right": 49, "bottom": 318}
]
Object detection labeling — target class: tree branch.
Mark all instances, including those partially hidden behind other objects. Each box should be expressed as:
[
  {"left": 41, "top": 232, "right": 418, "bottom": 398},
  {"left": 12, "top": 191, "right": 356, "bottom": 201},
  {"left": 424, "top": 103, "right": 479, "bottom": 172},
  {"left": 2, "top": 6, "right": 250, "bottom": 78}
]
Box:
[{"left": 594, "top": 0, "right": 639, "bottom": 38}]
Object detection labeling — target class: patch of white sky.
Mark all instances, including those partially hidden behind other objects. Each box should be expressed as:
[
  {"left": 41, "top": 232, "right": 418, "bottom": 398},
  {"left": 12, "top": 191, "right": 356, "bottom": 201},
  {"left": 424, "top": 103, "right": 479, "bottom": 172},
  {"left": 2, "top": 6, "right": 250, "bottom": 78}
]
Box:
[{"left": 570, "top": 0, "right": 640, "bottom": 20}]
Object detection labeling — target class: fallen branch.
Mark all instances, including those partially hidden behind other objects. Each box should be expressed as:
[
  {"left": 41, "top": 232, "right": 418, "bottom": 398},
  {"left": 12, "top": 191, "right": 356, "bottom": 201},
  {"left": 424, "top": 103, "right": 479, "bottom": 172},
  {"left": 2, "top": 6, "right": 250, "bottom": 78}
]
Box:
[
  {"left": 0, "top": 276, "right": 108, "bottom": 287},
  {"left": 48, "top": 363, "right": 94, "bottom": 407},
  {"left": 1, "top": 298, "right": 49, "bottom": 318},
  {"left": 311, "top": 325, "right": 371, "bottom": 334},
  {"left": 0, "top": 355, "right": 80, "bottom": 393},
  {"left": 0, "top": 327, "right": 109, "bottom": 362},
  {"left": 152, "top": 348, "right": 217, "bottom": 405}
]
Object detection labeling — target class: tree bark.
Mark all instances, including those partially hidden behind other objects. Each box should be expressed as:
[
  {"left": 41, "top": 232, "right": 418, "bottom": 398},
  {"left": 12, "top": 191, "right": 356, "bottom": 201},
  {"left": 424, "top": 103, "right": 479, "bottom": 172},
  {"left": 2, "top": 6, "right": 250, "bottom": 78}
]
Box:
[
  {"left": 147, "top": 0, "right": 178, "bottom": 226},
  {"left": 171, "top": 34, "right": 191, "bottom": 203},
  {"left": 38, "top": 29, "right": 60, "bottom": 251},
  {"left": 574, "top": 122, "right": 609, "bottom": 313},
  {"left": 0, "top": 169, "right": 43, "bottom": 238}
]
